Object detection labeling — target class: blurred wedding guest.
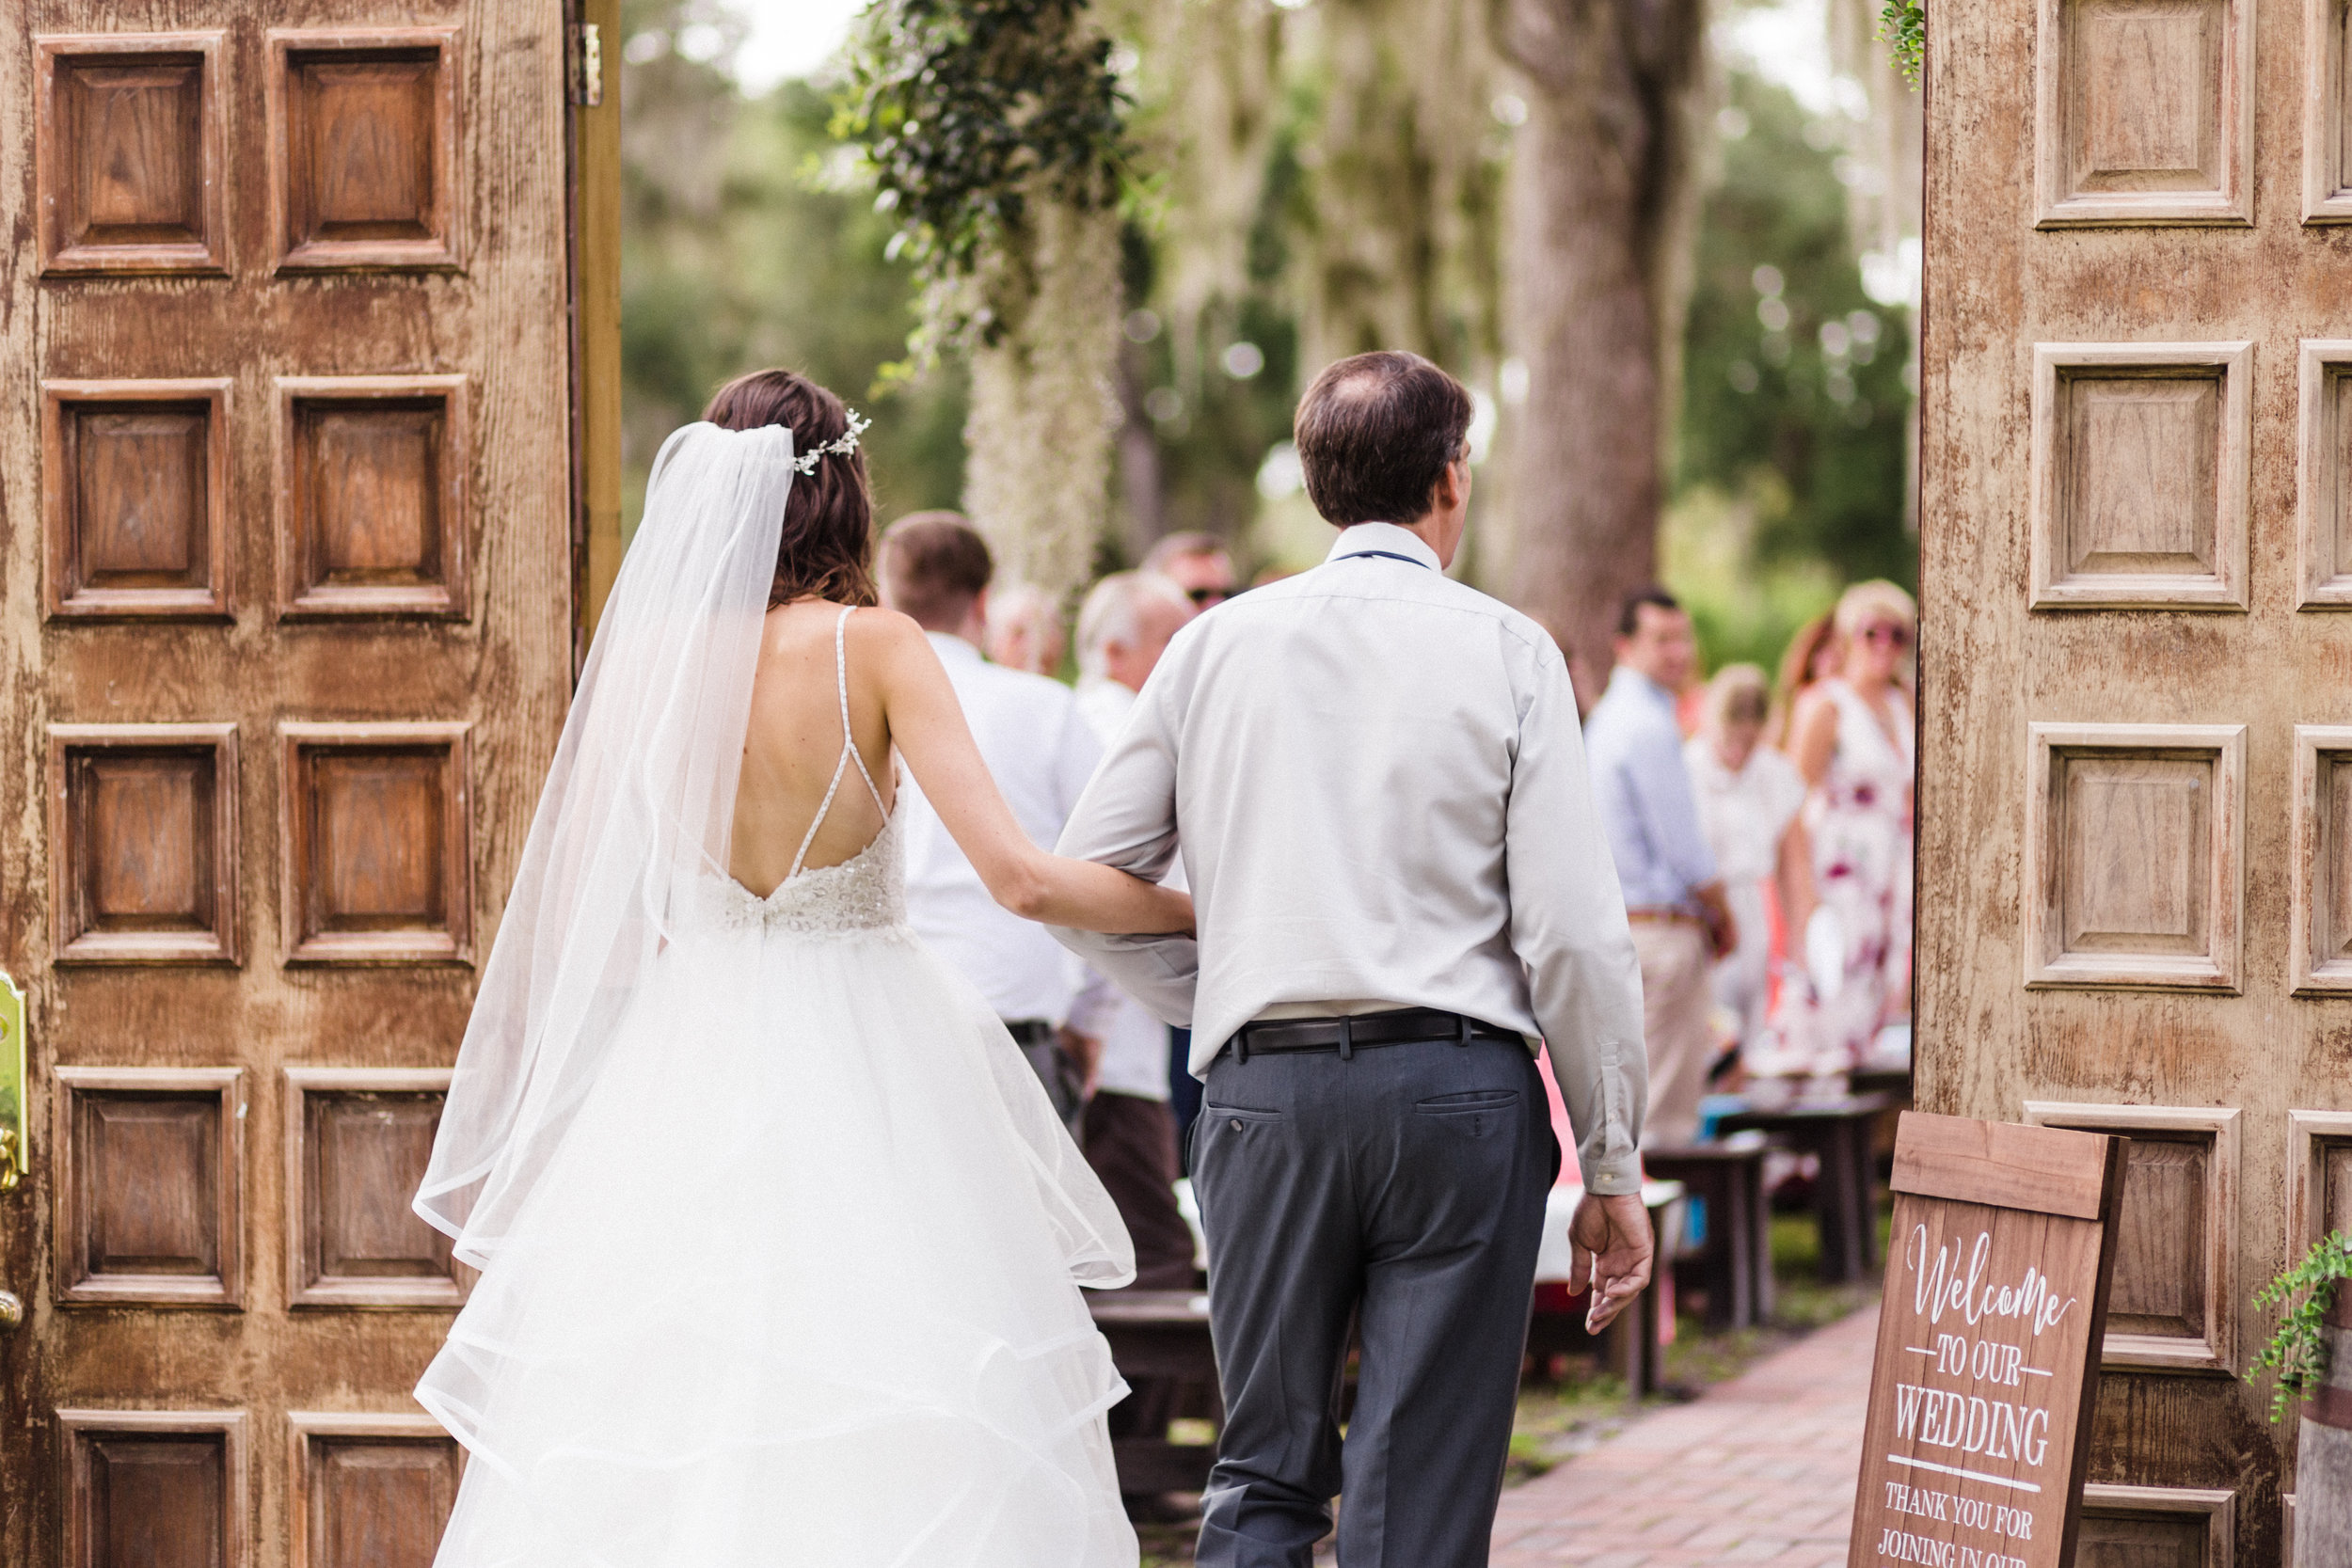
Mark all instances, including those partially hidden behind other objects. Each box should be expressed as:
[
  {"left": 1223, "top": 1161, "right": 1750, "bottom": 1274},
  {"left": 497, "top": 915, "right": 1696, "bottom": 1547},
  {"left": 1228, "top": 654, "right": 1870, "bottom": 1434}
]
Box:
[
  {"left": 1071, "top": 570, "right": 1200, "bottom": 1289},
  {"left": 879, "top": 514, "right": 1104, "bottom": 1128},
  {"left": 1769, "top": 610, "right": 1841, "bottom": 748},
  {"left": 1783, "top": 579, "right": 1916, "bottom": 1073},
  {"left": 1584, "top": 588, "right": 1738, "bottom": 1146},
  {"left": 1686, "top": 665, "right": 1813, "bottom": 1068},
  {"left": 982, "top": 580, "right": 1067, "bottom": 676},
  {"left": 1142, "top": 531, "right": 1240, "bottom": 610}
]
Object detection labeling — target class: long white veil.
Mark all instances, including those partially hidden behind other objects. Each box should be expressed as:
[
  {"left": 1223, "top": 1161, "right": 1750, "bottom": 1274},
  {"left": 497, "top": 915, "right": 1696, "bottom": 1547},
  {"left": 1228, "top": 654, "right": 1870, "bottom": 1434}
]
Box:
[{"left": 416, "top": 421, "right": 795, "bottom": 1267}]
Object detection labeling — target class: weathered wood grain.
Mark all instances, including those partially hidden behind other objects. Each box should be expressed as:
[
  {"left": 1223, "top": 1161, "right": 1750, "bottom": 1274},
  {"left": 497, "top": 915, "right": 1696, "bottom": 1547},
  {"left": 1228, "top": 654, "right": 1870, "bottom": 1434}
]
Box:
[
  {"left": 1890, "top": 1109, "right": 2119, "bottom": 1218},
  {"left": 0, "top": 3, "right": 578, "bottom": 1563},
  {"left": 1922, "top": 0, "right": 2349, "bottom": 1555},
  {"left": 1848, "top": 1117, "right": 2124, "bottom": 1568}
]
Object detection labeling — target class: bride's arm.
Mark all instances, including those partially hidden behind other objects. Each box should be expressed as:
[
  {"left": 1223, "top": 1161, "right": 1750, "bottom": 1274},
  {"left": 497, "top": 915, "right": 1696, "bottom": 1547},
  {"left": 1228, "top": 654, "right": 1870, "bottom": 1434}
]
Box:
[{"left": 866, "top": 612, "right": 1193, "bottom": 935}]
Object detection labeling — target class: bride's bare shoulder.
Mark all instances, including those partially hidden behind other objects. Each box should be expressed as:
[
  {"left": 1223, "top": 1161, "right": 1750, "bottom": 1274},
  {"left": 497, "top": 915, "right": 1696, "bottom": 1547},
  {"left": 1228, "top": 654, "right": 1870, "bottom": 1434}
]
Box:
[{"left": 842, "top": 605, "right": 937, "bottom": 669}]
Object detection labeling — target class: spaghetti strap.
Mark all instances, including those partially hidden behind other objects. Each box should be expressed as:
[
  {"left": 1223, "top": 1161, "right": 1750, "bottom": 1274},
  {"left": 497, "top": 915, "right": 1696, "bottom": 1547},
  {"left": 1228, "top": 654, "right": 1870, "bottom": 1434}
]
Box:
[
  {"left": 785, "top": 607, "right": 885, "bottom": 880},
  {"left": 834, "top": 609, "right": 889, "bottom": 816}
]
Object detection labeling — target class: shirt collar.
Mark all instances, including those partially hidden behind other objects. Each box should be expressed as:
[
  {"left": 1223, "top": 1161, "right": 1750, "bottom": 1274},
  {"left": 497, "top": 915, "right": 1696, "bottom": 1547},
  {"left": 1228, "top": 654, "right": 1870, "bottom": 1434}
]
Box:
[
  {"left": 1325, "top": 522, "right": 1441, "bottom": 572},
  {"left": 1605, "top": 664, "right": 1676, "bottom": 709},
  {"left": 927, "top": 630, "right": 982, "bottom": 665}
]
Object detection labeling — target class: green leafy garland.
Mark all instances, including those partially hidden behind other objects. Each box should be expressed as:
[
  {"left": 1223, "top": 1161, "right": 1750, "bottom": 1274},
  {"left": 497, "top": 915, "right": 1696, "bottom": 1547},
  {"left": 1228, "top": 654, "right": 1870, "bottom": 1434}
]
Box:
[
  {"left": 1878, "top": 0, "right": 1924, "bottom": 87},
  {"left": 2249, "top": 1229, "right": 2352, "bottom": 1424},
  {"left": 834, "top": 0, "right": 1131, "bottom": 347}
]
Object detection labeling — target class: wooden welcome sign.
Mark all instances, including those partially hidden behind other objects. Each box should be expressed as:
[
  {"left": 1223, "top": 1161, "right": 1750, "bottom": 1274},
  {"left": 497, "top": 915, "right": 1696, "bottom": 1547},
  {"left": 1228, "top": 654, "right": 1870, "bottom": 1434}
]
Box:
[{"left": 1849, "top": 1112, "right": 2126, "bottom": 1568}]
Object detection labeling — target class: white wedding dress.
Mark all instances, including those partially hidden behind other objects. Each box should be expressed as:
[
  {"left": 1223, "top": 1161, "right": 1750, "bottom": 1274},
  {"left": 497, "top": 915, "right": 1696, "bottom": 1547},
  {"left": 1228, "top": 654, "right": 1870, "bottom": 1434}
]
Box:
[{"left": 412, "top": 428, "right": 1138, "bottom": 1566}]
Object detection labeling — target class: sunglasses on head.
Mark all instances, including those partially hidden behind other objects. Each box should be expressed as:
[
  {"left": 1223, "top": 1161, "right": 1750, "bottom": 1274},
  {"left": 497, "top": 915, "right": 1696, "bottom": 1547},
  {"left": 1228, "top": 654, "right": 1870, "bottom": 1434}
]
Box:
[{"left": 1861, "top": 623, "right": 1912, "bottom": 648}]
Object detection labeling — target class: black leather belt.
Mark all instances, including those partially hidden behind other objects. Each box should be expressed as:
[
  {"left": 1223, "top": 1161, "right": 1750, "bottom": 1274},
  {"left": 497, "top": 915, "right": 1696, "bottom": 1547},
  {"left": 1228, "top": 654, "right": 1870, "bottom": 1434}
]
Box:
[
  {"left": 1003, "top": 1019, "right": 1056, "bottom": 1047},
  {"left": 1226, "top": 1007, "right": 1519, "bottom": 1064}
]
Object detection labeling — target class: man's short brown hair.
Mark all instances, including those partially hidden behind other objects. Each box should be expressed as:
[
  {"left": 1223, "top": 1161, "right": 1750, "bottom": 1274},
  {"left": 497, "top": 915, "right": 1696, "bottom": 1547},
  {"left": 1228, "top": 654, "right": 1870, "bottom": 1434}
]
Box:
[
  {"left": 1293, "top": 351, "right": 1472, "bottom": 526},
  {"left": 1141, "top": 531, "right": 1230, "bottom": 573},
  {"left": 879, "top": 512, "right": 993, "bottom": 630}
]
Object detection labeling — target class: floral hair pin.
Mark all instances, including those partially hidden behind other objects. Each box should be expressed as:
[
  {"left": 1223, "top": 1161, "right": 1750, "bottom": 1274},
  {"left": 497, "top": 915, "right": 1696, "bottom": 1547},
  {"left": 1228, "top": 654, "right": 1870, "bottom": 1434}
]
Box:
[{"left": 793, "top": 409, "right": 870, "bottom": 475}]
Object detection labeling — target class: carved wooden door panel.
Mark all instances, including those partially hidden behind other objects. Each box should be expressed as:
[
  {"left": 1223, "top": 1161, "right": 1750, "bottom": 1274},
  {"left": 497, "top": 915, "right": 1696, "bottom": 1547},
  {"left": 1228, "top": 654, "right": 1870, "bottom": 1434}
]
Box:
[
  {"left": 1922, "top": 0, "right": 2352, "bottom": 1561},
  {"left": 0, "top": 3, "right": 579, "bottom": 1565}
]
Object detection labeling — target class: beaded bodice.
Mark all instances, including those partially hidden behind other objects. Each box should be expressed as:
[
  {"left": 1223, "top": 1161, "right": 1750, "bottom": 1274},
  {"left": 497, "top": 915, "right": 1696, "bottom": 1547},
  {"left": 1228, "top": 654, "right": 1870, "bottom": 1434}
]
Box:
[{"left": 698, "top": 808, "right": 908, "bottom": 937}]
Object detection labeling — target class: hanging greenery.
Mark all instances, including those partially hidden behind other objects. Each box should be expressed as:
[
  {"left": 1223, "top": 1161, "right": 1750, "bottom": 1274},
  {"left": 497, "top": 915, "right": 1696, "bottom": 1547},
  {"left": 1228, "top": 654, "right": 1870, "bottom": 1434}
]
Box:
[
  {"left": 837, "top": 0, "right": 1136, "bottom": 598},
  {"left": 1878, "top": 0, "right": 1925, "bottom": 87},
  {"left": 835, "top": 0, "right": 1131, "bottom": 352},
  {"left": 2249, "top": 1229, "right": 2352, "bottom": 1423}
]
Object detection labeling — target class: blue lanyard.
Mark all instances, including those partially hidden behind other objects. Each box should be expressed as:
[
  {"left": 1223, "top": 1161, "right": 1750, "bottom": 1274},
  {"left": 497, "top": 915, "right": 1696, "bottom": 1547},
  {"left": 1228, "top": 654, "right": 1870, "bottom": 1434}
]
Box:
[{"left": 1342, "top": 549, "right": 1431, "bottom": 570}]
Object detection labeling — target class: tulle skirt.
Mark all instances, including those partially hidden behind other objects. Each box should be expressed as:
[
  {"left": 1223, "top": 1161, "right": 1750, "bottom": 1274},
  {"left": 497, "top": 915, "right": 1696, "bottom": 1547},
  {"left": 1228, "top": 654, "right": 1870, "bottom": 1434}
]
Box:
[{"left": 418, "top": 917, "right": 1139, "bottom": 1566}]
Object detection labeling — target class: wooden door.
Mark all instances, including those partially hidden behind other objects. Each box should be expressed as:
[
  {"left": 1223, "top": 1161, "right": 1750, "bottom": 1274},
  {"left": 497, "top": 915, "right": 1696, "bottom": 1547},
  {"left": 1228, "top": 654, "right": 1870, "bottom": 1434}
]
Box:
[
  {"left": 0, "top": 3, "right": 584, "bottom": 1564},
  {"left": 1921, "top": 0, "right": 2352, "bottom": 1561}
]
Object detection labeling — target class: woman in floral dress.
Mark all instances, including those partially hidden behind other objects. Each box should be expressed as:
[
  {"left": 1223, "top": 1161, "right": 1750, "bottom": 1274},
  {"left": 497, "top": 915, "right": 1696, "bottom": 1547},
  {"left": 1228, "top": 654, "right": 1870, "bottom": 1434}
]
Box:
[{"left": 1779, "top": 580, "right": 1915, "bottom": 1076}]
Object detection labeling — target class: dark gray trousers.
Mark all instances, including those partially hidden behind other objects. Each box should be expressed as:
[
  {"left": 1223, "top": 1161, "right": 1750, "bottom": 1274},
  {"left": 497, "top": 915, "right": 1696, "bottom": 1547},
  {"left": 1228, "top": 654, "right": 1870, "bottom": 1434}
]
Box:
[{"left": 1190, "top": 1034, "right": 1558, "bottom": 1568}]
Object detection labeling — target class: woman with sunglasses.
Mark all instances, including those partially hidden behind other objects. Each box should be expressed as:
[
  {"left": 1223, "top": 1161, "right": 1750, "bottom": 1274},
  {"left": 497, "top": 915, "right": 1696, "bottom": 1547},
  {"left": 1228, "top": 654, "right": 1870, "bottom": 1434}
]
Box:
[{"left": 1778, "top": 579, "right": 1917, "bottom": 1081}]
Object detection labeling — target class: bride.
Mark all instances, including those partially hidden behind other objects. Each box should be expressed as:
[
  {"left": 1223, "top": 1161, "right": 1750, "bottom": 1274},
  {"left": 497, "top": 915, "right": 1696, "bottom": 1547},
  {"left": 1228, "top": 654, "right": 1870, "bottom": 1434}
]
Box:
[{"left": 411, "top": 370, "right": 1191, "bottom": 1565}]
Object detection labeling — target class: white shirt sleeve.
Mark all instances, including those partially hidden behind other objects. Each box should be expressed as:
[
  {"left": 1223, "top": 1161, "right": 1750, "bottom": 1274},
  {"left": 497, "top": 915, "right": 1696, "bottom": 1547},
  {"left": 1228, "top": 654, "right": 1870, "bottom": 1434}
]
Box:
[
  {"left": 1503, "top": 647, "right": 1649, "bottom": 1194},
  {"left": 1050, "top": 677, "right": 1200, "bottom": 1027}
]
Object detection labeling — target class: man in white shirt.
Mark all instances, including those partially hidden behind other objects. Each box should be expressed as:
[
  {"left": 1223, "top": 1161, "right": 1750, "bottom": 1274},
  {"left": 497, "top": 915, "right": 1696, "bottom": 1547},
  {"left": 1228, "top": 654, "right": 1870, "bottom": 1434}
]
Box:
[
  {"left": 1054, "top": 353, "right": 1654, "bottom": 1568},
  {"left": 879, "top": 514, "right": 1106, "bottom": 1127},
  {"left": 1071, "top": 570, "right": 1200, "bottom": 1290}
]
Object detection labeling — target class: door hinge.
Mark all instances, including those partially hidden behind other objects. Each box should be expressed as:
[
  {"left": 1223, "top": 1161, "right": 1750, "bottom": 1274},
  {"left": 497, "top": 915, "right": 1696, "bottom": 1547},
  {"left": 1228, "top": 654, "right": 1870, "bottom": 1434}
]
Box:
[{"left": 569, "top": 22, "right": 604, "bottom": 107}]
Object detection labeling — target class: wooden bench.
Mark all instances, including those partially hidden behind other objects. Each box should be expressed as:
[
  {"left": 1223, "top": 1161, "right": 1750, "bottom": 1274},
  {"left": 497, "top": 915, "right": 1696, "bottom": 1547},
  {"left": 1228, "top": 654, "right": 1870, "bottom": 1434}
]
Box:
[
  {"left": 1524, "top": 1178, "right": 1685, "bottom": 1401},
  {"left": 1712, "top": 1090, "right": 1899, "bottom": 1284},
  {"left": 1644, "top": 1133, "right": 1773, "bottom": 1331},
  {"left": 1087, "top": 1289, "right": 1220, "bottom": 1494}
]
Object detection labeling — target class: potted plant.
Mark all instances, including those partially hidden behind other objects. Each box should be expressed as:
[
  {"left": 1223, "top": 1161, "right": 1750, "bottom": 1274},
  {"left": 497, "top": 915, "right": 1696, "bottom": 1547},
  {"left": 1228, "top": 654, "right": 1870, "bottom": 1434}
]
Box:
[{"left": 2250, "top": 1230, "right": 2352, "bottom": 1560}]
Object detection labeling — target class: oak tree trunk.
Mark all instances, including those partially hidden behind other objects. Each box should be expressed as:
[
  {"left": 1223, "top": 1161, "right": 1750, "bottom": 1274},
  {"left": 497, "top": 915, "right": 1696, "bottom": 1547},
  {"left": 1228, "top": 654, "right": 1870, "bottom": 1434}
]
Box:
[{"left": 1494, "top": 0, "right": 1708, "bottom": 704}]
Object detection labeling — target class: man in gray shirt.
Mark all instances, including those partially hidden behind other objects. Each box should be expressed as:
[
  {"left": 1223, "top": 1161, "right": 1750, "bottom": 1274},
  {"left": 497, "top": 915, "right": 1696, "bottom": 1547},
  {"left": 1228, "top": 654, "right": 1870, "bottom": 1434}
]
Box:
[{"left": 1055, "top": 352, "right": 1653, "bottom": 1568}]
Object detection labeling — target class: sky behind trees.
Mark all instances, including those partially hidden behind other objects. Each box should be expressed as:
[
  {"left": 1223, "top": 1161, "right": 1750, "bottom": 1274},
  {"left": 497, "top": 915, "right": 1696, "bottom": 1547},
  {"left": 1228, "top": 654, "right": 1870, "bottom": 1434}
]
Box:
[{"left": 621, "top": 0, "right": 1913, "bottom": 673}]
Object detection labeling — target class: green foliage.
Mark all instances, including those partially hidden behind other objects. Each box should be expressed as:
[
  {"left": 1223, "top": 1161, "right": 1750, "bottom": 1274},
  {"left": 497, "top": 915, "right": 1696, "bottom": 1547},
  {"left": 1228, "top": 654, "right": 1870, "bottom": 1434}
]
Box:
[
  {"left": 1673, "top": 69, "right": 1915, "bottom": 669},
  {"left": 617, "top": 7, "right": 967, "bottom": 536},
  {"left": 834, "top": 0, "right": 1131, "bottom": 340},
  {"left": 2249, "top": 1229, "right": 2352, "bottom": 1423},
  {"left": 1879, "top": 0, "right": 1926, "bottom": 87}
]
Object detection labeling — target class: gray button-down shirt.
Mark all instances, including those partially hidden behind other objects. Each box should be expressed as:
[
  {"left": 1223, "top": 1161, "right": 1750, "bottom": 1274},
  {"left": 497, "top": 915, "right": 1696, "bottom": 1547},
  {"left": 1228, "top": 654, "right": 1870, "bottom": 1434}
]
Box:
[
  {"left": 1050, "top": 523, "right": 1647, "bottom": 1194},
  {"left": 1582, "top": 666, "right": 1719, "bottom": 911}
]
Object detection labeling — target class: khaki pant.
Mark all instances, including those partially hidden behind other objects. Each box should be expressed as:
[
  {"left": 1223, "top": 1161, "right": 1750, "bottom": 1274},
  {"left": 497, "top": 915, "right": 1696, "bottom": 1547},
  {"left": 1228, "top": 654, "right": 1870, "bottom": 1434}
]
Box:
[{"left": 1633, "top": 921, "right": 1715, "bottom": 1148}]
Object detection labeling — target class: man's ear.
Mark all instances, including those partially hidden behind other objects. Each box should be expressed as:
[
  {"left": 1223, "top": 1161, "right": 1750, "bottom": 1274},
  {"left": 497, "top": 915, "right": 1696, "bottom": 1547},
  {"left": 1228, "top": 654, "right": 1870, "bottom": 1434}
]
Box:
[{"left": 1432, "top": 464, "right": 1457, "bottom": 512}]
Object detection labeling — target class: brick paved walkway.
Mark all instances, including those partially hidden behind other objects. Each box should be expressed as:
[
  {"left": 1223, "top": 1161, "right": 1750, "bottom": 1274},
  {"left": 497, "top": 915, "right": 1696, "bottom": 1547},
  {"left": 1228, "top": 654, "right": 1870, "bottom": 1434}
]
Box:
[{"left": 1491, "top": 1304, "right": 1880, "bottom": 1567}]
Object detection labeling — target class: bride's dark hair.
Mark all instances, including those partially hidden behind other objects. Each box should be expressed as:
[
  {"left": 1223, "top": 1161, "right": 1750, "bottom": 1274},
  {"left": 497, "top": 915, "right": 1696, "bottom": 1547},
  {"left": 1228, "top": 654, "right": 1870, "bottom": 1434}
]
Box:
[{"left": 703, "top": 369, "right": 877, "bottom": 608}]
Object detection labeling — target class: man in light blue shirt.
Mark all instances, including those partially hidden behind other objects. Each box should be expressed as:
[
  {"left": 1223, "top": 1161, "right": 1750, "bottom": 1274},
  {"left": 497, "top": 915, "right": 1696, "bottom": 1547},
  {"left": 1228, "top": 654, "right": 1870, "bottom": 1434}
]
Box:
[{"left": 1584, "top": 587, "right": 1737, "bottom": 1145}]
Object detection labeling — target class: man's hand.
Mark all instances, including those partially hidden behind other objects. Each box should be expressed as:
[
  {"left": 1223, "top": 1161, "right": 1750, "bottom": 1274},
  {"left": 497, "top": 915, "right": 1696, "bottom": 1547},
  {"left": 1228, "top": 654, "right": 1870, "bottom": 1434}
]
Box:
[
  {"left": 1694, "top": 881, "right": 1740, "bottom": 962},
  {"left": 1568, "top": 1192, "right": 1655, "bottom": 1334},
  {"left": 1058, "top": 1026, "right": 1104, "bottom": 1096}
]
